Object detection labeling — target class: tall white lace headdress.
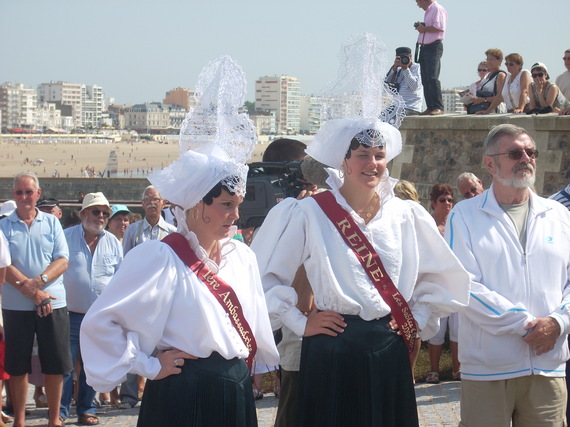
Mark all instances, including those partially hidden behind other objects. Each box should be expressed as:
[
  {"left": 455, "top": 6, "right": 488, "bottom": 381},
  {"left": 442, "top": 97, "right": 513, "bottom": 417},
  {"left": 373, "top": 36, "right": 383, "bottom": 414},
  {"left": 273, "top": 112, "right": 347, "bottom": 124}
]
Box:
[
  {"left": 306, "top": 33, "right": 406, "bottom": 169},
  {"left": 148, "top": 56, "right": 256, "bottom": 213}
]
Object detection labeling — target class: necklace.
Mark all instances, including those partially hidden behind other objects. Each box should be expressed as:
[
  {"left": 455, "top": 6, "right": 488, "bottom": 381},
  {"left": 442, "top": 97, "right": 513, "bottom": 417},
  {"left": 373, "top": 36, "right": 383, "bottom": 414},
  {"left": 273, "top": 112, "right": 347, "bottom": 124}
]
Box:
[{"left": 355, "top": 193, "right": 380, "bottom": 219}]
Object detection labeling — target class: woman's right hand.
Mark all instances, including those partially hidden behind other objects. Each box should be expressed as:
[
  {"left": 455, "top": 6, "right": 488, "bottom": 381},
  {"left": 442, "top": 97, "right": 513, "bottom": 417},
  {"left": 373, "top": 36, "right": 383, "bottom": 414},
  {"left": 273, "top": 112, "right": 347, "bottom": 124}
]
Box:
[
  {"left": 303, "top": 309, "right": 346, "bottom": 337},
  {"left": 154, "top": 349, "right": 197, "bottom": 380}
]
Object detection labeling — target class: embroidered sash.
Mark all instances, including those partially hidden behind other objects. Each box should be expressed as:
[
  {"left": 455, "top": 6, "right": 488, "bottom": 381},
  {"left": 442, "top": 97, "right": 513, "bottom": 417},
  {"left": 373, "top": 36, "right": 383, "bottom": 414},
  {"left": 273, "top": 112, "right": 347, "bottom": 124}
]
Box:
[
  {"left": 162, "top": 233, "right": 257, "bottom": 369},
  {"left": 312, "top": 191, "right": 418, "bottom": 354}
]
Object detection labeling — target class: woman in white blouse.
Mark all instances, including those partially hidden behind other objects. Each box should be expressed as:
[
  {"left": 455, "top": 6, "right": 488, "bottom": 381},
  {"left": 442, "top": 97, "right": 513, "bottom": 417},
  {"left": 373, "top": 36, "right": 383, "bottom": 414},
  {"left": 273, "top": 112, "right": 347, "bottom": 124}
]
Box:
[
  {"left": 79, "top": 56, "right": 279, "bottom": 427},
  {"left": 252, "top": 118, "right": 470, "bottom": 426},
  {"left": 502, "top": 53, "right": 531, "bottom": 113}
]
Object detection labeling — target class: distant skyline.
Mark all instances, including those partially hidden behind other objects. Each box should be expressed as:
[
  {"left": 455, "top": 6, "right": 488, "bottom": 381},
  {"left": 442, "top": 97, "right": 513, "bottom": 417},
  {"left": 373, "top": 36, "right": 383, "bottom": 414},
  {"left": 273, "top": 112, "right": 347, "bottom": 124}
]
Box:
[{"left": 2, "top": 0, "right": 569, "bottom": 106}]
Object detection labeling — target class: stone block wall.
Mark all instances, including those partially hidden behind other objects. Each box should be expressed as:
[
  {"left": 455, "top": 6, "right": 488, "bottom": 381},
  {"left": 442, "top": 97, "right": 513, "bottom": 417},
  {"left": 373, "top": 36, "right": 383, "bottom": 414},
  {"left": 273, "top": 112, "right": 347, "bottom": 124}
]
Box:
[{"left": 392, "top": 114, "right": 570, "bottom": 206}]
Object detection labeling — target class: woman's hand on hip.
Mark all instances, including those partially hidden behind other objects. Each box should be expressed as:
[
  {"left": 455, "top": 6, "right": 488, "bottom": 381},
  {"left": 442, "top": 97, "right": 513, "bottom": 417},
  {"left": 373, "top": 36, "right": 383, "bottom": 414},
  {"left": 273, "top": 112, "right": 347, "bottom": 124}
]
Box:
[
  {"left": 303, "top": 309, "right": 346, "bottom": 337},
  {"left": 154, "top": 349, "right": 197, "bottom": 380}
]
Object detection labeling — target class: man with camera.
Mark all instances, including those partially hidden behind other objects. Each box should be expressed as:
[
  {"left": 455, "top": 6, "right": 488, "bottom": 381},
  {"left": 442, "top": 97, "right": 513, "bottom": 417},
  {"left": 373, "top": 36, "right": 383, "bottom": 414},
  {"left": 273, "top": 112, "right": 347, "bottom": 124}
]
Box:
[
  {"left": 385, "top": 46, "right": 423, "bottom": 115},
  {"left": 415, "top": 0, "right": 447, "bottom": 116}
]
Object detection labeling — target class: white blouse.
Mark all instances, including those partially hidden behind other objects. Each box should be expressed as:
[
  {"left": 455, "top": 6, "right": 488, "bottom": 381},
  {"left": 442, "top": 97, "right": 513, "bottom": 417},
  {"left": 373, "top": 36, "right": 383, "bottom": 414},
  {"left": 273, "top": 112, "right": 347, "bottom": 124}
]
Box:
[
  {"left": 252, "top": 173, "right": 470, "bottom": 341},
  {"left": 80, "top": 232, "right": 279, "bottom": 392}
]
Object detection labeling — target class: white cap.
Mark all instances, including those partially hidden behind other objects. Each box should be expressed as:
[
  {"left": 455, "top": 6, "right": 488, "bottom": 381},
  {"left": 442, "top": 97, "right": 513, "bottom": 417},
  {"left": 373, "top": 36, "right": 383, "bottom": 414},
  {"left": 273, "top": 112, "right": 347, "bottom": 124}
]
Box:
[{"left": 81, "top": 192, "right": 111, "bottom": 213}]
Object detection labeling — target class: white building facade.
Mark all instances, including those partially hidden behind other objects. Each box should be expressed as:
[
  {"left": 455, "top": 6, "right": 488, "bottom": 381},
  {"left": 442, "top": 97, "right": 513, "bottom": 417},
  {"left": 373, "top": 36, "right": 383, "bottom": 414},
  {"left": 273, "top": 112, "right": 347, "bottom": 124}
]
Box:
[{"left": 255, "top": 76, "right": 301, "bottom": 134}]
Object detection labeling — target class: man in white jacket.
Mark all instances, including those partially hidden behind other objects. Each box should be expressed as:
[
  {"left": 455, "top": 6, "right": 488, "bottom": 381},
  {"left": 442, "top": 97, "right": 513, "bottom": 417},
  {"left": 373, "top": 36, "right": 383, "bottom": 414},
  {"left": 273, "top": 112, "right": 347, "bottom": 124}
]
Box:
[{"left": 445, "top": 123, "right": 570, "bottom": 426}]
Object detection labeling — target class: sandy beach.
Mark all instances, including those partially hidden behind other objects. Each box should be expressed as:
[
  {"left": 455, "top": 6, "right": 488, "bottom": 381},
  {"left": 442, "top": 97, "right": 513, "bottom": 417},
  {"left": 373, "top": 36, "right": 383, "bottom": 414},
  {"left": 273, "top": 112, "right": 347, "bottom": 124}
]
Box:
[{"left": 0, "top": 136, "right": 271, "bottom": 179}]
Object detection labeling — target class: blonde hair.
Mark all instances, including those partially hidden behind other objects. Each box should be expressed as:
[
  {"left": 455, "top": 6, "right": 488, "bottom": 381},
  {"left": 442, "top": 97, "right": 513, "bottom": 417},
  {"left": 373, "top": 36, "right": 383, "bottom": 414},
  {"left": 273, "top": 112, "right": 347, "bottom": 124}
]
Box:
[{"left": 394, "top": 180, "right": 419, "bottom": 202}]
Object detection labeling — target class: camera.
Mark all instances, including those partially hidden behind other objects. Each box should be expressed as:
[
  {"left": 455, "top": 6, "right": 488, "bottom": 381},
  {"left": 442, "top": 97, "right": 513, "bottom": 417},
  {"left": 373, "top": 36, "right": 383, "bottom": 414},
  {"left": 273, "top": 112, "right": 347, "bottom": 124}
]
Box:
[
  {"left": 238, "top": 161, "right": 307, "bottom": 229},
  {"left": 414, "top": 21, "right": 424, "bottom": 28},
  {"left": 399, "top": 55, "right": 410, "bottom": 65}
]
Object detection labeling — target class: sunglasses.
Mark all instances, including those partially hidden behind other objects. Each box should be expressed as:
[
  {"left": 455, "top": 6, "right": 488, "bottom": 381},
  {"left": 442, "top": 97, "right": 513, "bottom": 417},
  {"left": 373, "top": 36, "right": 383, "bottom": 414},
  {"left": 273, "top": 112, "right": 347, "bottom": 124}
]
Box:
[
  {"left": 463, "top": 188, "right": 478, "bottom": 198},
  {"left": 505, "top": 62, "right": 518, "bottom": 67},
  {"left": 14, "top": 190, "right": 36, "bottom": 196},
  {"left": 143, "top": 197, "right": 162, "bottom": 203},
  {"left": 488, "top": 148, "right": 539, "bottom": 160},
  {"left": 532, "top": 72, "right": 544, "bottom": 78},
  {"left": 91, "top": 209, "right": 110, "bottom": 218},
  {"left": 477, "top": 68, "right": 488, "bottom": 72},
  {"left": 438, "top": 197, "right": 454, "bottom": 203},
  {"left": 563, "top": 57, "right": 570, "bottom": 61}
]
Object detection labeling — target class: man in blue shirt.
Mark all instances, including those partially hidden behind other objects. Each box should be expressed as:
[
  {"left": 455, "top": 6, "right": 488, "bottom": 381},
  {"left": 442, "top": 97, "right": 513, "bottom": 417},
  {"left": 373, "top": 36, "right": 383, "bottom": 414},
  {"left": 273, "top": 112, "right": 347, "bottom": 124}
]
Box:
[
  {"left": 0, "top": 172, "right": 72, "bottom": 427},
  {"left": 59, "top": 193, "right": 123, "bottom": 426}
]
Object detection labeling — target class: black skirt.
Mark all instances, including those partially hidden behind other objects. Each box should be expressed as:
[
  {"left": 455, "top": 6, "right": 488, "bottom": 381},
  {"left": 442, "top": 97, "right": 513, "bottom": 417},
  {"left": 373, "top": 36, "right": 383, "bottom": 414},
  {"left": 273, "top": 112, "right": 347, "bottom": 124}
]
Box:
[
  {"left": 297, "top": 315, "right": 419, "bottom": 427},
  {"left": 137, "top": 352, "right": 257, "bottom": 427}
]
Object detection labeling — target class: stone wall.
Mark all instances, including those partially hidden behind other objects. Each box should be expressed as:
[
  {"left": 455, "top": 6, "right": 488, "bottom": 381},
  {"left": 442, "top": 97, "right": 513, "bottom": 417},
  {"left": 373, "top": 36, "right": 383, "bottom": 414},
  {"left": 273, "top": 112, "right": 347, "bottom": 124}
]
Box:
[
  {"left": 1, "top": 115, "right": 568, "bottom": 210},
  {"left": 393, "top": 114, "right": 570, "bottom": 205}
]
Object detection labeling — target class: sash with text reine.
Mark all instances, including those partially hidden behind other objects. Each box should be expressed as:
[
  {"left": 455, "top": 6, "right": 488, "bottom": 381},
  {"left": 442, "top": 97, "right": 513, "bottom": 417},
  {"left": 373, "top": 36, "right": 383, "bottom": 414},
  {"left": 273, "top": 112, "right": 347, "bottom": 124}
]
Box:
[
  {"left": 312, "top": 191, "right": 418, "bottom": 355},
  {"left": 162, "top": 232, "right": 257, "bottom": 369}
]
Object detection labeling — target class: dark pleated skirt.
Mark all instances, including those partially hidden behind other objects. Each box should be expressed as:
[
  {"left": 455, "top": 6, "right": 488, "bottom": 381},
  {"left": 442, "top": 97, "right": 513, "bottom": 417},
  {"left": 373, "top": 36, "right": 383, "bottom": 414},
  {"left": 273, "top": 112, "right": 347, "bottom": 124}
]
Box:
[
  {"left": 137, "top": 352, "right": 257, "bottom": 427},
  {"left": 297, "top": 315, "right": 419, "bottom": 427}
]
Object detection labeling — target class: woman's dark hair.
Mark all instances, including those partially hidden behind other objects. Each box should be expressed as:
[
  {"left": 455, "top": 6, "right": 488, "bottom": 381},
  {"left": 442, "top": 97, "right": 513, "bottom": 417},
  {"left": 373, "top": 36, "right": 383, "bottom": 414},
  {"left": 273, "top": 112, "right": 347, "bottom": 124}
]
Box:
[
  {"left": 429, "top": 183, "right": 453, "bottom": 202},
  {"left": 202, "top": 179, "right": 237, "bottom": 205}
]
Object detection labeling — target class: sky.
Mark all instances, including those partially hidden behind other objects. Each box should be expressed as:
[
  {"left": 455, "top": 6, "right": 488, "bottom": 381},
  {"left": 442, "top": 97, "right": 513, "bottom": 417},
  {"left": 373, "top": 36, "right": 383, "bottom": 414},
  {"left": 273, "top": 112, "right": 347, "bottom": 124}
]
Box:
[{"left": 2, "top": 0, "right": 569, "bottom": 106}]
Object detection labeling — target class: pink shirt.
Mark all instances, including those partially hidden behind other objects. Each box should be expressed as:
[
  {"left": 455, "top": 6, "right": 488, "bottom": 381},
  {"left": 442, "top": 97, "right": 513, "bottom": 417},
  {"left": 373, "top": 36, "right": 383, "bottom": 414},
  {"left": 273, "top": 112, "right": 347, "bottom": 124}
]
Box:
[{"left": 417, "top": 1, "right": 447, "bottom": 45}]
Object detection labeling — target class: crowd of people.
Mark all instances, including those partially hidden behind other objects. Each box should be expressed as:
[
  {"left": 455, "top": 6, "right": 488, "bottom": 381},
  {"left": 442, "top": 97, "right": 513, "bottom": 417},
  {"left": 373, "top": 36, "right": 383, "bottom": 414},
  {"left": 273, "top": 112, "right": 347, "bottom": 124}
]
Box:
[{"left": 0, "top": 37, "right": 569, "bottom": 427}]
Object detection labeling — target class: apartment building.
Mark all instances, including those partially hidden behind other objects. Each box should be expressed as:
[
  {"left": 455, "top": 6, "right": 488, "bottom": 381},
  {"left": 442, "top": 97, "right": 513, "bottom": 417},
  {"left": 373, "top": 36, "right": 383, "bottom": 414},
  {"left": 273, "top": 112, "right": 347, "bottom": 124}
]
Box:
[
  {"left": 0, "top": 83, "right": 37, "bottom": 130},
  {"left": 442, "top": 88, "right": 466, "bottom": 114},
  {"left": 299, "top": 95, "right": 322, "bottom": 134},
  {"left": 82, "top": 85, "right": 105, "bottom": 129},
  {"left": 38, "top": 81, "right": 83, "bottom": 128},
  {"left": 163, "top": 87, "right": 196, "bottom": 111},
  {"left": 255, "top": 76, "right": 301, "bottom": 134},
  {"left": 124, "top": 102, "right": 170, "bottom": 131}
]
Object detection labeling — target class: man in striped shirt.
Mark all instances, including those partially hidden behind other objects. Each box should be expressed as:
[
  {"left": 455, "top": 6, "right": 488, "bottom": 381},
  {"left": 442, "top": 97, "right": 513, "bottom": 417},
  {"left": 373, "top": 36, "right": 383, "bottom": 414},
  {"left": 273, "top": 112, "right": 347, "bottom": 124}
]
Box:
[{"left": 385, "top": 46, "right": 423, "bottom": 115}]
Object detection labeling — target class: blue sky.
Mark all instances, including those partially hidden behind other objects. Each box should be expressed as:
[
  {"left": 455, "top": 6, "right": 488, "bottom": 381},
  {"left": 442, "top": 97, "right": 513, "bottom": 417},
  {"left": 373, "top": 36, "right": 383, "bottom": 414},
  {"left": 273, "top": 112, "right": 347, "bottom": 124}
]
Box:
[{"left": 2, "top": 0, "right": 569, "bottom": 105}]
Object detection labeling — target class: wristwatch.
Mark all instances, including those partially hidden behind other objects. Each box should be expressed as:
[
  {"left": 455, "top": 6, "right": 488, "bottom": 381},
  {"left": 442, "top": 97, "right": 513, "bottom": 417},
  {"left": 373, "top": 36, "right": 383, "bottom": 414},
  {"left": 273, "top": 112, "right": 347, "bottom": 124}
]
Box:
[{"left": 40, "top": 274, "right": 49, "bottom": 285}]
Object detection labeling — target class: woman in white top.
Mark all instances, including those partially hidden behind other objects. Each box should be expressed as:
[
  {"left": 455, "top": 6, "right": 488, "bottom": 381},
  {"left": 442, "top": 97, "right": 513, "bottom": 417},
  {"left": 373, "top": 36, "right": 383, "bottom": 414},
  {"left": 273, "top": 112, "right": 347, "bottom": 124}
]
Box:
[
  {"left": 80, "top": 57, "right": 279, "bottom": 427},
  {"left": 252, "top": 118, "right": 470, "bottom": 426},
  {"left": 502, "top": 53, "right": 531, "bottom": 113}
]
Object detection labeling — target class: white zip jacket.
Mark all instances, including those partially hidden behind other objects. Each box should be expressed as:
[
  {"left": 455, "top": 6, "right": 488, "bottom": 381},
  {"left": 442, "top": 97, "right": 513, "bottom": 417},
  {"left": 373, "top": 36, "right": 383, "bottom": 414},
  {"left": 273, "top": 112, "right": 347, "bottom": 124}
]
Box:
[{"left": 445, "top": 186, "right": 570, "bottom": 380}]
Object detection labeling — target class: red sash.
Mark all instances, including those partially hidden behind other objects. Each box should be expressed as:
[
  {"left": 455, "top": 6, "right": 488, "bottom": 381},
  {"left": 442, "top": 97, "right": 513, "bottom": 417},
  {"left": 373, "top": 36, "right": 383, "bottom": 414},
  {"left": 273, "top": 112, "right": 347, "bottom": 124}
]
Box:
[
  {"left": 312, "top": 191, "right": 418, "bottom": 354},
  {"left": 162, "top": 233, "right": 257, "bottom": 369}
]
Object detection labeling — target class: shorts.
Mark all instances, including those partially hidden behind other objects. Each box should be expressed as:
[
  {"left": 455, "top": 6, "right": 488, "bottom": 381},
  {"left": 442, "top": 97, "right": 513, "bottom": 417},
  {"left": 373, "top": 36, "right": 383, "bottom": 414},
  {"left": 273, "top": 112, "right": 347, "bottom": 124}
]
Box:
[
  {"left": 3, "top": 307, "right": 73, "bottom": 376},
  {"left": 428, "top": 313, "right": 458, "bottom": 345}
]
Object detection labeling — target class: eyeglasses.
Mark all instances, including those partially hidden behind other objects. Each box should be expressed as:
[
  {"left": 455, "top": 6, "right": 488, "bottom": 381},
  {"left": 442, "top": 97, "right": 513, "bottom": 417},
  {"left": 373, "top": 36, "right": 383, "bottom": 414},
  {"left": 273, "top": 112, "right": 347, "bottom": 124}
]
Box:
[
  {"left": 91, "top": 209, "right": 110, "bottom": 218},
  {"left": 532, "top": 72, "right": 544, "bottom": 78},
  {"left": 488, "top": 148, "right": 539, "bottom": 160},
  {"left": 477, "top": 68, "right": 488, "bottom": 72},
  {"left": 563, "top": 57, "right": 570, "bottom": 61},
  {"left": 14, "top": 190, "right": 36, "bottom": 196},
  {"left": 143, "top": 197, "right": 162, "bottom": 203},
  {"left": 505, "top": 62, "right": 517, "bottom": 67},
  {"left": 438, "top": 197, "right": 454, "bottom": 203}
]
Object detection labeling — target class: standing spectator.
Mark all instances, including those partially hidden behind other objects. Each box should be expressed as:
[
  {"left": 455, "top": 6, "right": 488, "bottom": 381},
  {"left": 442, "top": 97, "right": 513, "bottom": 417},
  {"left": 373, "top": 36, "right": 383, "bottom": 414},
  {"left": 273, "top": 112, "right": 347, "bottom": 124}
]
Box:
[
  {"left": 415, "top": 0, "right": 447, "bottom": 115},
  {"left": 0, "top": 231, "right": 11, "bottom": 427},
  {"left": 446, "top": 124, "right": 570, "bottom": 426},
  {"left": 556, "top": 49, "right": 570, "bottom": 100},
  {"left": 59, "top": 193, "right": 123, "bottom": 426},
  {"left": 119, "top": 185, "right": 175, "bottom": 408},
  {"left": 550, "top": 182, "right": 570, "bottom": 210},
  {"left": 37, "top": 198, "right": 63, "bottom": 221},
  {"left": 456, "top": 172, "right": 485, "bottom": 199},
  {"left": 549, "top": 182, "right": 570, "bottom": 424},
  {"left": 385, "top": 47, "right": 423, "bottom": 115},
  {"left": 122, "top": 186, "right": 176, "bottom": 256},
  {"left": 0, "top": 172, "right": 72, "bottom": 427},
  {"left": 106, "top": 205, "right": 131, "bottom": 243},
  {"left": 426, "top": 184, "right": 460, "bottom": 383},
  {"left": 502, "top": 53, "right": 531, "bottom": 113}
]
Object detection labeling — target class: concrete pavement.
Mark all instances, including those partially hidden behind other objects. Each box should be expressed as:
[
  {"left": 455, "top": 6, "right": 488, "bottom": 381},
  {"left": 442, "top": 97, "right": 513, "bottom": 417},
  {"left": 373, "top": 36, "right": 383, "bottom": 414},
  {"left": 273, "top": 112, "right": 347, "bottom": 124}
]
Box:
[{"left": 17, "top": 381, "right": 460, "bottom": 426}]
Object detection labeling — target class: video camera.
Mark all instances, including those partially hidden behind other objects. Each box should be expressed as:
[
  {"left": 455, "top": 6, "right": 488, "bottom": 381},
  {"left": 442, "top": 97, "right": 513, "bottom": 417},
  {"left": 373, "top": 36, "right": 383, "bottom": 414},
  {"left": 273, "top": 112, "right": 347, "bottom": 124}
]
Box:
[{"left": 238, "top": 161, "right": 307, "bottom": 229}]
